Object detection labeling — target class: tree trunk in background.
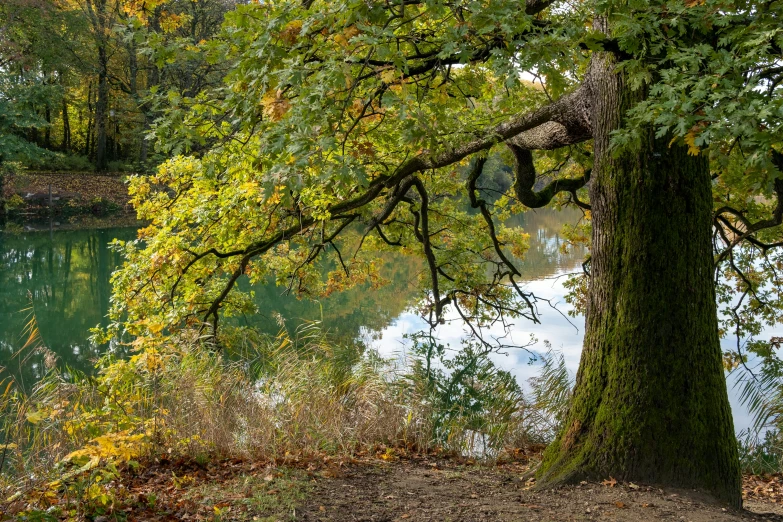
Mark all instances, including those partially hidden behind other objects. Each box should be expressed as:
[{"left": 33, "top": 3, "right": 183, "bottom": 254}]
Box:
[
  {"left": 95, "top": 44, "right": 109, "bottom": 171},
  {"left": 536, "top": 51, "right": 741, "bottom": 506},
  {"left": 139, "top": 12, "right": 162, "bottom": 168},
  {"left": 139, "top": 116, "right": 150, "bottom": 165},
  {"left": 85, "top": 0, "right": 111, "bottom": 171},
  {"left": 44, "top": 104, "right": 51, "bottom": 149},
  {"left": 85, "top": 85, "right": 93, "bottom": 158},
  {"left": 62, "top": 97, "right": 71, "bottom": 152}
]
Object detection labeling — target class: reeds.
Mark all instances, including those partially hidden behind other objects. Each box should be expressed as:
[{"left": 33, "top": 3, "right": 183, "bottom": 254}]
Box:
[{"left": 1, "top": 316, "right": 567, "bottom": 513}]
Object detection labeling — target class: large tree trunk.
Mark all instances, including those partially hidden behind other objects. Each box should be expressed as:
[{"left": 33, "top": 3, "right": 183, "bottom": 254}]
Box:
[{"left": 536, "top": 52, "right": 741, "bottom": 506}]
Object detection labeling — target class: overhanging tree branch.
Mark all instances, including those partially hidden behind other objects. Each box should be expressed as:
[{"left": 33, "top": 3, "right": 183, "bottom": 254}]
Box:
[
  {"left": 715, "top": 152, "right": 783, "bottom": 261},
  {"left": 172, "top": 73, "right": 594, "bottom": 331},
  {"left": 509, "top": 144, "right": 591, "bottom": 208}
]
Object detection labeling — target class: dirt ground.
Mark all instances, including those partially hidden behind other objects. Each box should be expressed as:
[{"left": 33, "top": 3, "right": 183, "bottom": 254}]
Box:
[
  {"left": 9, "top": 455, "right": 783, "bottom": 521},
  {"left": 5, "top": 171, "right": 132, "bottom": 210},
  {"left": 296, "top": 460, "right": 783, "bottom": 522}
]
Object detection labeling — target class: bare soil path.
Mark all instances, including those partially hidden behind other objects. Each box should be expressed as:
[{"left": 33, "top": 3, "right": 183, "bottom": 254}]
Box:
[
  {"left": 296, "top": 460, "right": 783, "bottom": 522},
  {"left": 22, "top": 456, "right": 780, "bottom": 521}
]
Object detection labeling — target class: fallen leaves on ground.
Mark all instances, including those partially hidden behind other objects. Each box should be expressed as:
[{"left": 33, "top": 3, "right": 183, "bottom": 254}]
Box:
[
  {"left": 9, "top": 171, "right": 132, "bottom": 208},
  {"left": 602, "top": 476, "right": 617, "bottom": 487},
  {"left": 743, "top": 473, "right": 783, "bottom": 504}
]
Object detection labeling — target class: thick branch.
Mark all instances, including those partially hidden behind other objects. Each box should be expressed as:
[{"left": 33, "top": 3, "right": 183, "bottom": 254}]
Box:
[
  {"left": 508, "top": 85, "right": 592, "bottom": 150},
  {"left": 509, "top": 144, "right": 591, "bottom": 208},
  {"left": 185, "top": 78, "right": 592, "bottom": 330}
]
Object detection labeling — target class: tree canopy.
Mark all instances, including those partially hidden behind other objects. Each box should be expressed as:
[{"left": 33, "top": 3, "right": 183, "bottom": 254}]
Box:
[
  {"left": 106, "top": 0, "right": 782, "bottom": 353},
  {"left": 0, "top": 0, "right": 234, "bottom": 171}
]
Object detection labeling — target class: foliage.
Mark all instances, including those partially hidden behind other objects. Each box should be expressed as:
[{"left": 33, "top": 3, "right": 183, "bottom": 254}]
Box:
[
  {"left": 525, "top": 345, "right": 574, "bottom": 442},
  {"left": 734, "top": 339, "right": 783, "bottom": 438},
  {"left": 105, "top": 0, "right": 589, "bottom": 354},
  {"left": 25, "top": 154, "right": 96, "bottom": 172},
  {"left": 0, "top": 0, "right": 234, "bottom": 170},
  {"left": 737, "top": 429, "right": 783, "bottom": 475},
  {"left": 405, "top": 332, "right": 529, "bottom": 455},
  {"left": 0, "top": 73, "right": 55, "bottom": 165}
]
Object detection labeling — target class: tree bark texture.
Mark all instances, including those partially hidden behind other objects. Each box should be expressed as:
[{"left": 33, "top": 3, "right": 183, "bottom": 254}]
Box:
[
  {"left": 95, "top": 44, "right": 109, "bottom": 171},
  {"left": 61, "top": 97, "right": 71, "bottom": 152},
  {"left": 535, "top": 52, "right": 741, "bottom": 506}
]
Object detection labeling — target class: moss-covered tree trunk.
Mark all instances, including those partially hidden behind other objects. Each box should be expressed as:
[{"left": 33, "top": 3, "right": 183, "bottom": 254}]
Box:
[
  {"left": 0, "top": 168, "right": 6, "bottom": 222},
  {"left": 537, "top": 52, "right": 741, "bottom": 506}
]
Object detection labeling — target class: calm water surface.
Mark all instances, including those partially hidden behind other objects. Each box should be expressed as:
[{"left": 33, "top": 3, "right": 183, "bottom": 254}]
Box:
[{"left": 0, "top": 210, "right": 755, "bottom": 432}]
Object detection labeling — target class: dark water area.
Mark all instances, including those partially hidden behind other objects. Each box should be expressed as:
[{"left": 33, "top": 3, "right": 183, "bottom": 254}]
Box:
[{"left": 0, "top": 226, "right": 135, "bottom": 388}]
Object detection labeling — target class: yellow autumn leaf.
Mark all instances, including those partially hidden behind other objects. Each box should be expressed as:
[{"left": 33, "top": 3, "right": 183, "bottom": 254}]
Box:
[
  {"left": 684, "top": 131, "right": 701, "bottom": 156},
  {"left": 334, "top": 25, "right": 359, "bottom": 47},
  {"left": 262, "top": 90, "right": 291, "bottom": 122},
  {"left": 26, "top": 410, "right": 47, "bottom": 424},
  {"left": 279, "top": 19, "right": 303, "bottom": 45},
  {"left": 380, "top": 69, "right": 397, "bottom": 84},
  {"left": 159, "top": 11, "right": 184, "bottom": 33},
  {"left": 148, "top": 322, "right": 165, "bottom": 334}
]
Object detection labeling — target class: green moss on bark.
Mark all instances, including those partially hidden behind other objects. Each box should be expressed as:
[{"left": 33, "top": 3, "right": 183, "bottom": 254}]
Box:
[{"left": 536, "top": 53, "right": 741, "bottom": 507}]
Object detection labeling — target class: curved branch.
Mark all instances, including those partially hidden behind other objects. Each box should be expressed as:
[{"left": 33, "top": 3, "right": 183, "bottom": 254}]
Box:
[
  {"left": 408, "top": 177, "right": 443, "bottom": 320},
  {"left": 509, "top": 144, "right": 591, "bottom": 208},
  {"left": 715, "top": 170, "right": 783, "bottom": 262},
  {"left": 179, "top": 77, "right": 594, "bottom": 334},
  {"left": 466, "top": 157, "right": 520, "bottom": 277}
]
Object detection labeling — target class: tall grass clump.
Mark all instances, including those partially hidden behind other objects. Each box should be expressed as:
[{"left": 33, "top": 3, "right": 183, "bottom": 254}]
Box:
[
  {"left": 735, "top": 337, "right": 783, "bottom": 473},
  {"left": 1, "top": 312, "right": 570, "bottom": 518},
  {"left": 153, "top": 321, "right": 429, "bottom": 459},
  {"left": 737, "top": 429, "right": 783, "bottom": 475}
]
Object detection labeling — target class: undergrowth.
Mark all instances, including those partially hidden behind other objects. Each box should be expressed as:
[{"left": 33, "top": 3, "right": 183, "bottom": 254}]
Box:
[
  {"left": 0, "top": 313, "right": 571, "bottom": 520},
  {"left": 737, "top": 429, "right": 783, "bottom": 475}
]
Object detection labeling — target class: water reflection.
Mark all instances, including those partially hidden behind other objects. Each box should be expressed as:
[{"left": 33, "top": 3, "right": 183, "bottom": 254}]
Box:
[
  {"left": 0, "top": 208, "right": 585, "bottom": 387},
  {"left": 0, "top": 226, "right": 136, "bottom": 387},
  {"left": 0, "top": 209, "right": 759, "bottom": 432}
]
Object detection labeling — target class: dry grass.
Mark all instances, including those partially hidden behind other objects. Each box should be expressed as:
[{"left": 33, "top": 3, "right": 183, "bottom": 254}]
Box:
[{"left": 0, "top": 316, "right": 562, "bottom": 519}]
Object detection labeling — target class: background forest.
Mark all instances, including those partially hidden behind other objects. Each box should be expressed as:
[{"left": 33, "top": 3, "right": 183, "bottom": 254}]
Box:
[{"left": 0, "top": 0, "right": 234, "bottom": 173}]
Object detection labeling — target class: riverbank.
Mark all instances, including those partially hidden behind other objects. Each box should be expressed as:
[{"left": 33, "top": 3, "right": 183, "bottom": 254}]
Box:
[{"left": 2, "top": 170, "right": 133, "bottom": 217}]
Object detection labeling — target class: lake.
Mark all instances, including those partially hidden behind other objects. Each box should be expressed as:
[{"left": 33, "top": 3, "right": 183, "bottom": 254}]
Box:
[{"left": 0, "top": 209, "right": 757, "bottom": 433}]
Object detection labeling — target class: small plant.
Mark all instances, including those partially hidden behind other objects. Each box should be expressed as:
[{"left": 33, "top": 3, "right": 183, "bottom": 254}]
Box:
[
  {"left": 5, "top": 193, "right": 25, "bottom": 212},
  {"left": 25, "top": 153, "right": 94, "bottom": 172},
  {"left": 738, "top": 429, "right": 783, "bottom": 475},
  {"left": 526, "top": 345, "right": 574, "bottom": 443},
  {"left": 89, "top": 197, "right": 120, "bottom": 215},
  {"left": 404, "top": 332, "right": 531, "bottom": 456}
]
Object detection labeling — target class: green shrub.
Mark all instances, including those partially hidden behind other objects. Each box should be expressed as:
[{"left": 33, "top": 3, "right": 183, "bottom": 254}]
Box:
[
  {"left": 25, "top": 153, "right": 95, "bottom": 172},
  {"left": 106, "top": 160, "right": 135, "bottom": 173},
  {"left": 5, "top": 194, "right": 25, "bottom": 211},
  {"left": 88, "top": 197, "right": 120, "bottom": 215}
]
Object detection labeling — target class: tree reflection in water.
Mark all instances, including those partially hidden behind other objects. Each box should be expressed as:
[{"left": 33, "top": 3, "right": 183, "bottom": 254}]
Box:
[{"left": 0, "top": 208, "right": 586, "bottom": 387}]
